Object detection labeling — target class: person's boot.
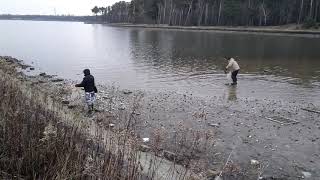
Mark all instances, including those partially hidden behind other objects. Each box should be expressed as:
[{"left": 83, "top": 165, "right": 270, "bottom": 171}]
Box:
[
  {"left": 231, "top": 82, "right": 237, "bottom": 85},
  {"left": 86, "top": 105, "right": 94, "bottom": 116}
]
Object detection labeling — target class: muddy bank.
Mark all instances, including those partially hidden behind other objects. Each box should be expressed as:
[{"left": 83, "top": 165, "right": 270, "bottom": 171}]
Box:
[
  {"left": 2, "top": 56, "right": 320, "bottom": 179},
  {"left": 1, "top": 56, "right": 210, "bottom": 180},
  {"left": 106, "top": 23, "right": 320, "bottom": 37},
  {"left": 93, "top": 84, "right": 320, "bottom": 179}
]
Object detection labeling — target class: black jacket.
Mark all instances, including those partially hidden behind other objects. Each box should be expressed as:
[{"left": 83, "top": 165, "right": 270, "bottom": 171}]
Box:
[{"left": 75, "top": 74, "right": 96, "bottom": 92}]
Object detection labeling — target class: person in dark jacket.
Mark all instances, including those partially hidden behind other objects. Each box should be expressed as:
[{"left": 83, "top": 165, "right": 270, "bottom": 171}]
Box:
[{"left": 75, "top": 69, "right": 97, "bottom": 113}]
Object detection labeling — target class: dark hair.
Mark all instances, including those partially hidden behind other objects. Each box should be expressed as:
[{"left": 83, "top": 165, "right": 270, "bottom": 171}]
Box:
[
  {"left": 83, "top": 69, "right": 90, "bottom": 75},
  {"left": 224, "top": 57, "right": 231, "bottom": 60}
]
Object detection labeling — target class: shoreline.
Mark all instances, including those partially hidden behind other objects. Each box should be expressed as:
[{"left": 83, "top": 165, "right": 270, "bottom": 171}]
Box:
[
  {"left": 0, "top": 56, "right": 202, "bottom": 179},
  {"left": 1, "top": 55, "right": 320, "bottom": 179},
  {"left": 2, "top": 19, "right": 320, "bottom": 36},
  {"left": 104, "top": 23, "right": 320, "bottom": 36}
]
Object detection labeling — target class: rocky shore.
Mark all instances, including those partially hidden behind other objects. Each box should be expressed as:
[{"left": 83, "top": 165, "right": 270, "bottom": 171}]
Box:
[{"left": 1, "top": 56, "right": 320, "bottom": 179}]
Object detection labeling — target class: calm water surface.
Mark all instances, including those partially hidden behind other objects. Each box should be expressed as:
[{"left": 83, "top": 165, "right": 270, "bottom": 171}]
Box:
[{"left": 0, "top": 20, "right": 320, "bottom": 105}]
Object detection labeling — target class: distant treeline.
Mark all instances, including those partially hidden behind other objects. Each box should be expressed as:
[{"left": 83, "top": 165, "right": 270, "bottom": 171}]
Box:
[
  {"left": 92, "top": 0, "right": 320, "bottom": 28},
  {"left": 0, "top": 15, "right": 95, "bottom": 22}
]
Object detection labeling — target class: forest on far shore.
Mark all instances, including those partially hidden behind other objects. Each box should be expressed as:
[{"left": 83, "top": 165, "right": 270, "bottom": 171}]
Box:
[{"left": 91, "top": 0, "right": 319, "bottom": 28}]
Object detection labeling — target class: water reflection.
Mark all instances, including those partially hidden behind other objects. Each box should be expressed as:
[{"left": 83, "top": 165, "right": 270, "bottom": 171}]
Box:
[
  {"left": 128, "top": 28, "right": 320, "bottom": 84},
  {"left": 227, "top": 85, "right": 238, "bottom": 101},
  {"left": 0, "top": 21, "right": 319, "bottom": 105}
]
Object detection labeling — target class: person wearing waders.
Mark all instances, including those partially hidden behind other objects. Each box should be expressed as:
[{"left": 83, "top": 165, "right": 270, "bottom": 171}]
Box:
[
  {"left": 75, "top": 69, "right": 97, "bottom": 113},
  {"left": 225, "top": 57, "right": 240, "bottom": 85}
]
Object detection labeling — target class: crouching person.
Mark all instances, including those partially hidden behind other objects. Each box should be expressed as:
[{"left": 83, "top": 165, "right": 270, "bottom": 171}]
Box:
[
  {"left": 75, "top": 69, "right": 98, "bottom": 113},
  {"left": 225, "top": 57, "right": 240, "bottom": 85}
]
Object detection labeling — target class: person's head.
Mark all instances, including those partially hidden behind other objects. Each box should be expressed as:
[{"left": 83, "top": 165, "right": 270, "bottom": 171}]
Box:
[
  {"left": 83, "top": 69, "right": 90, "bottom": 76},
  {"left": 224, "top": 57, "right": 231, "bottom": 62}
]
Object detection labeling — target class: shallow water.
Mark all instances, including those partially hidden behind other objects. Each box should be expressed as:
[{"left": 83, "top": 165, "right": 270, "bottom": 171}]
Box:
[{"left": 0, "top": 20, "right": 319, "bottom": 105}]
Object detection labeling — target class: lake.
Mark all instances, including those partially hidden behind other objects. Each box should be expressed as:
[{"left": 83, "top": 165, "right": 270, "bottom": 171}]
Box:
[{"left": 0, "top": 20, "right": 319, "bottom": 105}]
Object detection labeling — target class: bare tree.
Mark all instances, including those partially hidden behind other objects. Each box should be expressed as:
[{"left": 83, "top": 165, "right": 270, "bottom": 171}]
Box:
[
  {"left": 298, "top": 0, "right": 304, "bottom": 24},
  {"left": 309, "top": 0, "right": 314, "bottom": 18},
  {"left": 218, "top": 0, "right": 223, "bottom": 25},
  {"left": 260, "top": 0, "right": 269, "bottom": 26},
  {"left": 184, "top": 0, "right": 193, "bottom": 25},
  {"left": 197, "top": 0, "right": 206, "bottom": 26},
  {"left": 204, "top": 3, "right": 209, "bottom": 25},
  {"left": 163, "top": 0, "right": 167, "bottom": 24}
]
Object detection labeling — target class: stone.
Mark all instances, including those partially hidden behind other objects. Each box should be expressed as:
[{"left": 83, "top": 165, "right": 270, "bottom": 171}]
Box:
[
  {"left": 163, "top": 150, "right": 176, "bottom": 161},
  {"left": 123, "top": 90, "right": 133, "bottom": 95},
  {"left": 21, "top": 64, "right": 30, "bottom": 69},
  {"left": 39, "top": 72, "right": 47, "bottom": 76},
  {"left": 61, "top": 100, "right": 70, "bottom": 105},
  {"left": 29, "top": 67, "right": 35, "bottom": 70},
  {"left": 51, "top": 78, "right": 64, "bottom": 82},
  {"left": 118, "top": 103, "right": 125, "bottom": 110},
  {"left": 133, "top": 111, "right": 141, "bottom": 115},
  {"left": 139, "top": 145, "right": 151, "bottom": 152},
  {"left": 250, "top": 159, "right": 260, "bottom": 165},
  {"left": 67, "top": 105, "right": 76, "bottom": 109},
  {"left": 206, "top": 170, "right": 220, "bottom": 178},
  {"left": 102, "top": 96, "right": 110, "bottom": 100}
]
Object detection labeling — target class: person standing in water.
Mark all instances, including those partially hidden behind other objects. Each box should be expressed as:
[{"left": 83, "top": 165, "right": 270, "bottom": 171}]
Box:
[
  {"left": 225, "top": 57, "right": 240, "bottom": 85},
  {"left": 75, "top": 69, "right": 97, "bottom": 113}
]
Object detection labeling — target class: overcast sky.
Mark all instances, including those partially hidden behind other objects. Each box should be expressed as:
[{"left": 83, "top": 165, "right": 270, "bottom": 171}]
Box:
[{"left": 0, "top": 0, "right": 128, "bottom": 16}]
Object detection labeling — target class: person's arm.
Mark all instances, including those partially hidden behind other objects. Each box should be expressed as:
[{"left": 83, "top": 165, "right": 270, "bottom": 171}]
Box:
[
  {"left": 75, "top": 78, "right": 86, "bottom": 87},
  {"left": 226, "top": 60, "right": 233, "bottom": 70}
]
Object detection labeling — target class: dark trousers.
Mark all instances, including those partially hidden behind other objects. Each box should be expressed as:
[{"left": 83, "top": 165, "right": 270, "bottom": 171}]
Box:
[{"left": 231, "top": 70, "right": 239, "bottom": 83}]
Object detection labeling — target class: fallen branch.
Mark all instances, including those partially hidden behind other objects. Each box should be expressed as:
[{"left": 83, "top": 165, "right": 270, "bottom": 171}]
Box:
[
  {"left": 217, "top": 148, "right": 234, "bottom": 178},
  {"left": 264, "top": 116, "right": 299, "bottom": 125},
  {"left": 301, "top": 108, "right": 320, "bottom": 114}
]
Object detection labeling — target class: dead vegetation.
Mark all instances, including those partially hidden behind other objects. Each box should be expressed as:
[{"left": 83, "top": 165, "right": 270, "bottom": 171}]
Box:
[
  {"left": 0, "top": 60, "right": 147, "bottom": 179},
  {"left": 0, "top": 57, "right": 274, "bottom": 180},
  {"left": 0, "top": 58, "right": 210, "bottom": 179}
]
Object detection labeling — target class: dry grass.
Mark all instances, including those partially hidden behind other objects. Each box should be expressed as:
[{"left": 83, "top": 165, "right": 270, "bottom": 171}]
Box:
[
  {"left": 0, "top": 61, "right": 146, "bottom": 179},
  {"left": 0, "top": 59, "right": 208, "bottom": 180},
  {"left": 1, "top": 57, "right": 254, "bottom": 180}
]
